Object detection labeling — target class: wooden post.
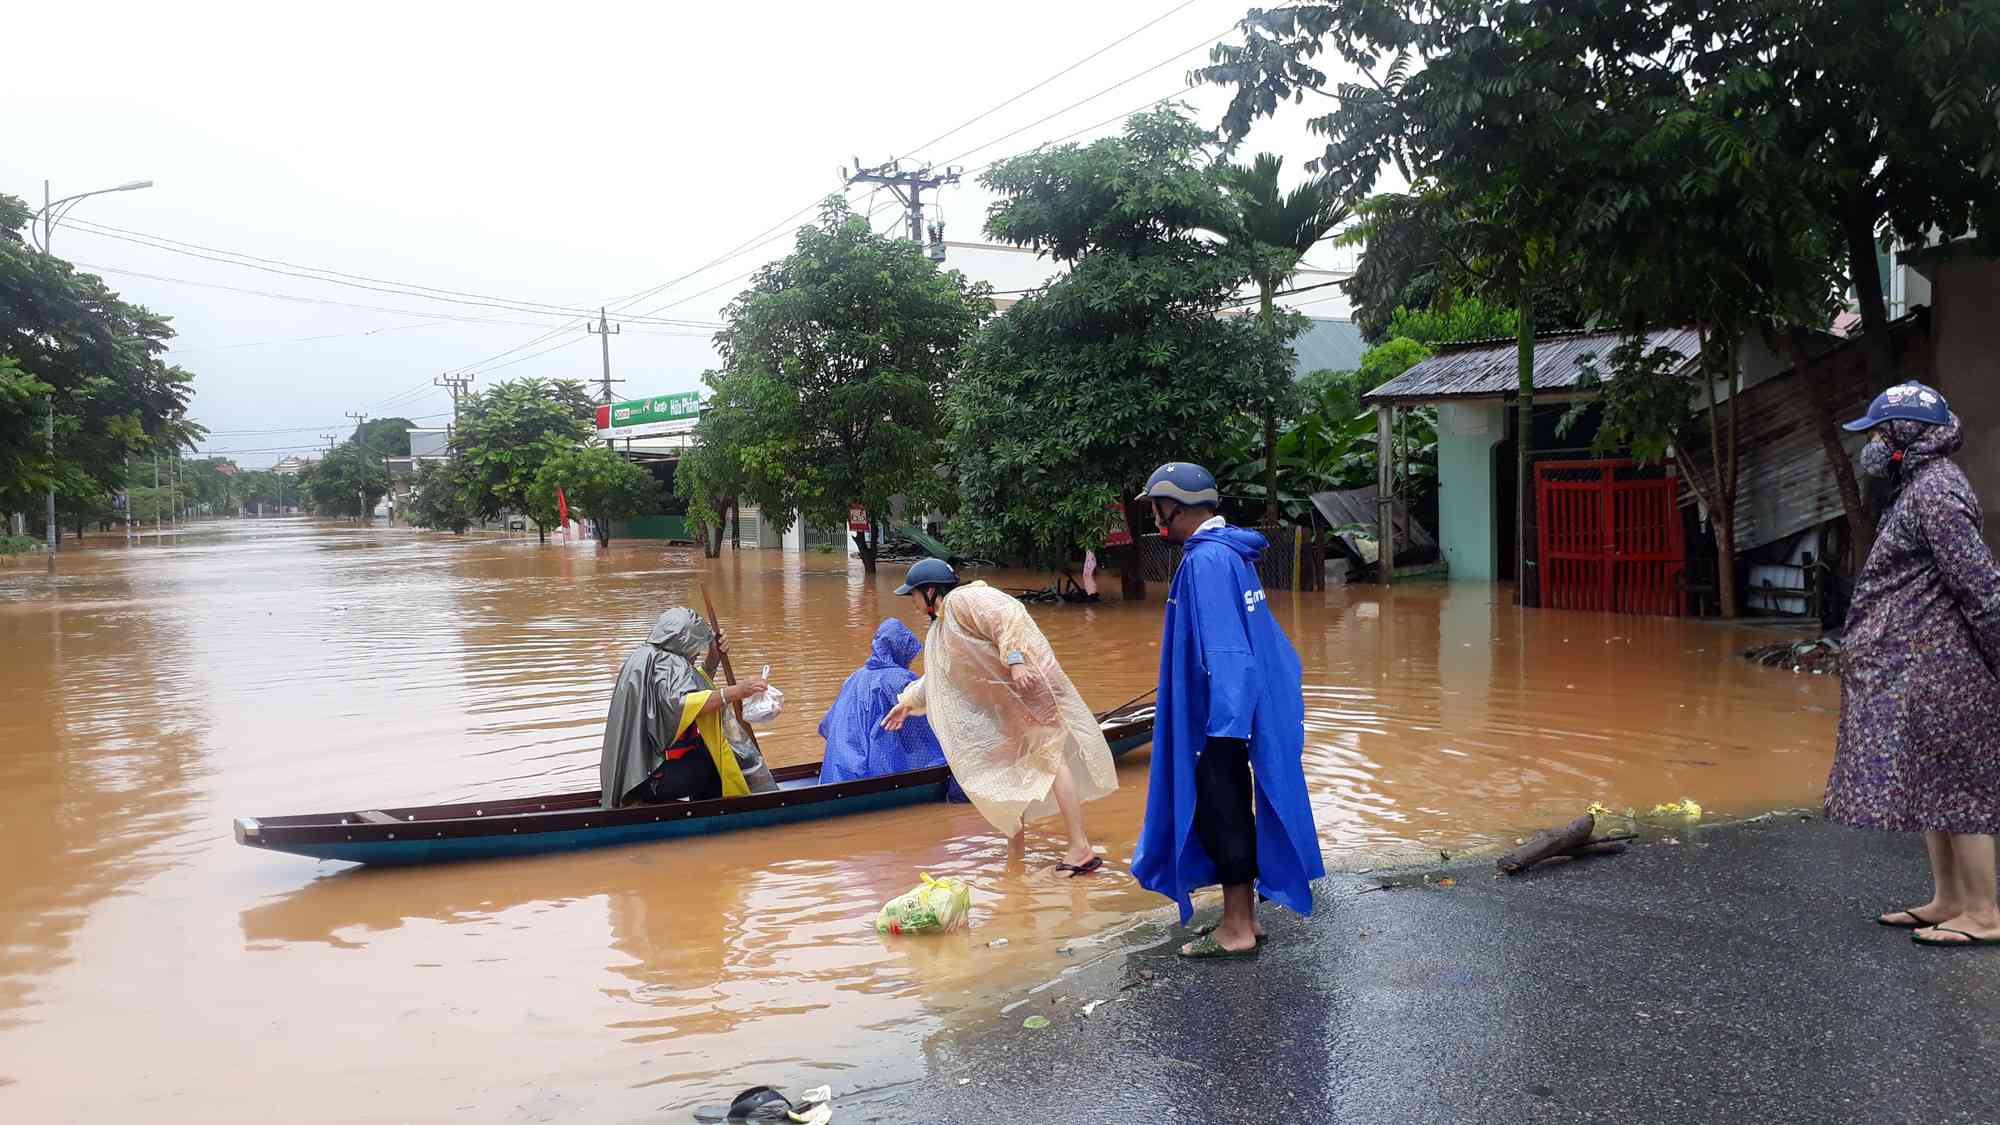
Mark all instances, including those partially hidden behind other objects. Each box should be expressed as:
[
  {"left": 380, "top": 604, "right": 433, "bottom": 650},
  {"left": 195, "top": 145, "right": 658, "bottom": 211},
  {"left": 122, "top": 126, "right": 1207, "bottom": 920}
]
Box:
[
  {"left": 1376, "top": 405, "right": 1396, "bottom": 586},
  {"left": 697, "top": 585, "right": 763, "bottom": 757}
]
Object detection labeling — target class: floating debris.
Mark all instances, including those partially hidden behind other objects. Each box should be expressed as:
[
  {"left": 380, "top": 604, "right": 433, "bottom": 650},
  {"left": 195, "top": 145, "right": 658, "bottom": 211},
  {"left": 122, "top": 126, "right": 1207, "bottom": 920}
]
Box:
[{"left": 1743, "top": 638, "right": 1840, "bottom": 675}]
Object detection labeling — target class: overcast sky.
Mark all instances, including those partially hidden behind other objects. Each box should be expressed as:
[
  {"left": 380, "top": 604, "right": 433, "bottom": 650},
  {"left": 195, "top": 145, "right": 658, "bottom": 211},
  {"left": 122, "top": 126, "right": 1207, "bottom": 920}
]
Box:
[{"left": 8, "top": 0, "right": 1360, "bottom": 467}]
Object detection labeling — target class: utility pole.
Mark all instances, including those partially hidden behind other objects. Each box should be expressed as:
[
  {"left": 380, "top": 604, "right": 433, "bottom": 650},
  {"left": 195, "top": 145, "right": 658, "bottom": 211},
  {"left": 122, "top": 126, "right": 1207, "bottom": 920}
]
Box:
[
  {"left": 153, "top": 453, "right": 161, "bottom": 543},
  {"left": 343, "top": 413, "right": 368, "bottom": 522},
  {"left": 843, "top": 158, "right": 961, "bottom": 259},
  {"left": 433, "top": 372, "right": 473, "bottom": 425},
  {"left": 45, "top": 394, "right": 55, "bottom": 555},
  {"left": 586, "top": 308, "right": 623, "bottom": 405}
]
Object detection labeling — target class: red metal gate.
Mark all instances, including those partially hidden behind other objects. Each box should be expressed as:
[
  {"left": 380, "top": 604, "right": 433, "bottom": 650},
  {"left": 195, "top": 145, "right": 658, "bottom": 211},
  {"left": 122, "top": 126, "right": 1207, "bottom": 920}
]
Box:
[{"left": 1536, "top": 460, "right": 1687, "bottom": 616}]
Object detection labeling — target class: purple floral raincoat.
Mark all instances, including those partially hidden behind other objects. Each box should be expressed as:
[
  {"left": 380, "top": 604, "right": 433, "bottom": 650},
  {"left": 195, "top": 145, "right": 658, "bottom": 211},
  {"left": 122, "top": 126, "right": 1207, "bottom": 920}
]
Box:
[{"left": 1826, "top": 417, "right": 2000, "bottom": 834}]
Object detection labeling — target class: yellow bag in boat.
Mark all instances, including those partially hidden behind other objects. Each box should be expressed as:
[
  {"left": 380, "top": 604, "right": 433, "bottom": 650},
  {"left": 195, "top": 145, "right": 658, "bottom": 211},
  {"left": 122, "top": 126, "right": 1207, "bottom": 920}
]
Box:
[{"left": 875, "top": 873, "right": 972, "bottom": 935}]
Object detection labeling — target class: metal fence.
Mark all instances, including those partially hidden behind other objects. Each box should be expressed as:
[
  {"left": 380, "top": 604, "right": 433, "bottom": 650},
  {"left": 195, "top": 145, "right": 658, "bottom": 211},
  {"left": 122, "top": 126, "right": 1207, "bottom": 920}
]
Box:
[{"left": 1135, "top": 525, "right": 1321, "bottom": 590}]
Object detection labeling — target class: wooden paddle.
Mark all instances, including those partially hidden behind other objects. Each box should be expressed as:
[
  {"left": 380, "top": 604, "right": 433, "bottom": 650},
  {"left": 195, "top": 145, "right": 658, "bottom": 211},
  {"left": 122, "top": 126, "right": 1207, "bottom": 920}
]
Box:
[{"left": 698, "top": 585, "right": 764, "bottom": 755}]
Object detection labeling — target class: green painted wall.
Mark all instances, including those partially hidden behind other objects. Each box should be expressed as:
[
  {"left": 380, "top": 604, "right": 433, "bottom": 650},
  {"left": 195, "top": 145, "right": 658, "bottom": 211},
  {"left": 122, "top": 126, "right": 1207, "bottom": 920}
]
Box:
[
  {"left": 1435, "top": 402, "right": 1504, "bottom": 581},
  {"left": 612, "top": 514, "right": 690, "bottom": 541}
]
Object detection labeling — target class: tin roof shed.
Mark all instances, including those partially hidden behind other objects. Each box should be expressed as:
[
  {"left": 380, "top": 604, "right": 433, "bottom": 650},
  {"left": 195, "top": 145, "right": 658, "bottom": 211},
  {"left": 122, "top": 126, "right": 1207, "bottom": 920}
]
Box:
[{"left": 1362, "top": 327, "right": 1701, "bottom": 405}]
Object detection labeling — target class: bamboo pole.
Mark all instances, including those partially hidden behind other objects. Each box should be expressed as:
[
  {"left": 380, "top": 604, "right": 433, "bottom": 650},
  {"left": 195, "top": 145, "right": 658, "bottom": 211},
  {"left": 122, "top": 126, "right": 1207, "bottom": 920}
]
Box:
[{"left": 698, "top": 584, "right": 763, "bottom": 756}]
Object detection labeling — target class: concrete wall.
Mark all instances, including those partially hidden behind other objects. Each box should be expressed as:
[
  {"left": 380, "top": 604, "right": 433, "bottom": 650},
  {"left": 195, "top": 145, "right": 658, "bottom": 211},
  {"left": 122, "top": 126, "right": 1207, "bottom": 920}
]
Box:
[
  {"left": 1436, "top": 402, "right": 1506, "bottom": 581},
  {"left": 1930, "top": 258, "right": 2000, "bottom": 543}
]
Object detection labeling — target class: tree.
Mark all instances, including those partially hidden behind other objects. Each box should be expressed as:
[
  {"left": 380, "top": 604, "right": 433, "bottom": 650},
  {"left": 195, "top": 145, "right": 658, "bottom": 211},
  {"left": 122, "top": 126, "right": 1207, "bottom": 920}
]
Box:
[
  {"left": 528, "top": 445, "right": 664, "bottom": 546},
  {"left": 704, "top": 196, "right": 989, "bottom": 573},
  {"left": 298, "top": 441, "right": 389, "bottom": 518},
  {"left": 0, "top": 195, "right": 201, "bottom": 533},
  {"left": 950, "top": 107, "right": 1264, "bottom": 592},
  {"left": 677, "top": 371, "right": 762, "bottom": 558},
  {"left": 406, "top": 459, "right": 477, "bottom": 534},
  {"left": 450, "top": 377, "right": 594, "bottom": 541},
  {"left": 353, "top": 416, "right": 415, "bottom": 457},
  {"left": 1219, "top": 153, "right": 1348, "bottom": 525},
  {"left": 1339, "top": 195, "right": 1582, "bottom": 343}
]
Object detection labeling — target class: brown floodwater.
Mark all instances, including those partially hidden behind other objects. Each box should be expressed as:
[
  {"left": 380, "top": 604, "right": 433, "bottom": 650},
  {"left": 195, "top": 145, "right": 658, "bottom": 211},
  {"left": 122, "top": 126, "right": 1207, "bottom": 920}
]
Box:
[{"left": 0, "top": 521, "right": 1837, "bottom": 1121}]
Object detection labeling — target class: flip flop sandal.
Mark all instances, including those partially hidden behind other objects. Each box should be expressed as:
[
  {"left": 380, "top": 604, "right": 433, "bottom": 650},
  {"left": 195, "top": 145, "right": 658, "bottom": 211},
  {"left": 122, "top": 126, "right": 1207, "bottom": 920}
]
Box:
[
  {"left": 1177, "top": 932, "right": 1260, "bottom": 960},
  {"left": 1913, "top": 925, "right": 2000, "bottom": 948},
  {"left": 1195, "top": 924, "right": 1268, "bottom": 945},
  {"left": 1055, "top": 857, "right": 1104, "bottom": 877},
  {"left": 693, "top": 1086, "right": 796, "bottom": 1122},
  {"left": 1878, "top": 909, "right": 1946, "bottom": 929}
]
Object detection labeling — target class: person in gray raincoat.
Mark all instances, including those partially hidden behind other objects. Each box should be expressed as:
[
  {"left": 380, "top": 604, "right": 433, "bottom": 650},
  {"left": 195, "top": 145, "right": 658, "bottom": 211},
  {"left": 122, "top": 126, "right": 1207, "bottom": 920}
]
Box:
[
  {"left": 1824, "top": 383, "right": 2000, "bottom": 947},
  {"left": 599, "top": 608, "right": 778, "bottom": 808}
]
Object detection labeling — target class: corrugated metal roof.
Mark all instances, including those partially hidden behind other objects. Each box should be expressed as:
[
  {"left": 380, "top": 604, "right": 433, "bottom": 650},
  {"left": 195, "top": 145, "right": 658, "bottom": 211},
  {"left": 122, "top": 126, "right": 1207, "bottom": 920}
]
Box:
[
  {"left": 1291, "top": 318, "right": 1366, "bottom": 377},
  {"left": 1677, "top": 311, "right": 1930, "bottom": 551},
  {"left": 1362, "top": 327, "right": 1701, "bottom": 404}
]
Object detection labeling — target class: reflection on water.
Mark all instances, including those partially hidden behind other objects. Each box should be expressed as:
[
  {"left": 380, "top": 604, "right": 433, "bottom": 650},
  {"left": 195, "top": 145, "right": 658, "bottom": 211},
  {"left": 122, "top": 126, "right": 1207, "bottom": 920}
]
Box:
[{"left": 0, "top": 521, "right": 1834, "bottom": 1120}]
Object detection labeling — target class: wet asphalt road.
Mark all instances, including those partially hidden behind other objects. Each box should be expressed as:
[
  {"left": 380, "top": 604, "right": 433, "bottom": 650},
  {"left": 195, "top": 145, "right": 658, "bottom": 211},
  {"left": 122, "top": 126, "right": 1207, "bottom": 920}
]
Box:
[{"left": 847, "top": 817, "right": 2000, "bottom": 1124}]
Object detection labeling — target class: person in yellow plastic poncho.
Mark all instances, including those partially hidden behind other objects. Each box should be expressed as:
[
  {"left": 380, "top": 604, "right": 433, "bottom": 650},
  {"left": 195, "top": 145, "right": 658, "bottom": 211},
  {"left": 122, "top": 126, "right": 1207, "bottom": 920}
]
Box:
[
  {"left": 883, "top": 559, "right": 1118, "bottom": 875},
  {"left": 599, "top": 608, "right": 779, "bottom": 808}
]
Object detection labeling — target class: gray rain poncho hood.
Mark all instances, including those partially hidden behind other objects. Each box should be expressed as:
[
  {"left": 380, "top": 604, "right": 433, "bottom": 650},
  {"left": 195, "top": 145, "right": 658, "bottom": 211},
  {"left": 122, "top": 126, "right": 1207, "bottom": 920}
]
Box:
[{"left": 598, "top": 608, "right": 777, "bottom": 807}]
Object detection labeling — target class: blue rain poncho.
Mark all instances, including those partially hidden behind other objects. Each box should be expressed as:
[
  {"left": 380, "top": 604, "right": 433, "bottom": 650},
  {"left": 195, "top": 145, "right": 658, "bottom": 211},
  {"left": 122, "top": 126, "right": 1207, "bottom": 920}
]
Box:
[
  {"left": 817, "top": 619, "right": 948, "bottom": 783},
  {"left": 1130, "top": 524, "right": 1325, "bottom": 922}
]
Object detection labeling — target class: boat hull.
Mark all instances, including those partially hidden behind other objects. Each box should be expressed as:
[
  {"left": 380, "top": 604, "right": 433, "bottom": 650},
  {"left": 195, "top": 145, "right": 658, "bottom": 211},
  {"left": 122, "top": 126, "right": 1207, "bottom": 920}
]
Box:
[{"left": 236, "top": 717, "right": 1153, "bottom": 866}]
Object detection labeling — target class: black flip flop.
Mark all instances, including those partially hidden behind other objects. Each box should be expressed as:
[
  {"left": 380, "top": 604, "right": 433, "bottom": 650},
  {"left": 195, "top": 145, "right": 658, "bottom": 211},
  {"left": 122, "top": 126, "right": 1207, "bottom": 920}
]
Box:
[
  {"left": 1196, "top": 924, "right": 1268, "bottom": 945},
  {"left": 693, "top": 1086, "right": 795, "bottom": 1122},
  {"left": 1912, "top": 925, "right": 2000, "bottom": 948},
  {"left": 1878, "top": 909, "right": 1945, "bottom": 929},
  {"left": 1055, "top": 857, "right": 1104, "bottom": 878}
]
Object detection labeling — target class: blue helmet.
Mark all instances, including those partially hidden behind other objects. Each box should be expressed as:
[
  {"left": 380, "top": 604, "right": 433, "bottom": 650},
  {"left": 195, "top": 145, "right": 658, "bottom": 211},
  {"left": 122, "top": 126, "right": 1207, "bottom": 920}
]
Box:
[
  {"left": 894, "top": 557, "right": 959, "bottom": 596},
  {"left": 1844, "top": 381, "right": 1951, "bottom": 432},
  {"left": 1136, "top": 462, "right": 1220, "bottom": 508}
]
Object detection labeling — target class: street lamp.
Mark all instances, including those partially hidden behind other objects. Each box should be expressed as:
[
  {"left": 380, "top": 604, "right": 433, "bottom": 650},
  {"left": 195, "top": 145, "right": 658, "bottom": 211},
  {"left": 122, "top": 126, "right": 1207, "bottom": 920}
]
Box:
[
  {"left": 33, "top": 178, "right": 153, "bottom": 556},
  {"left": 33, "top": 178, "right": 154, "bottom": 253}
]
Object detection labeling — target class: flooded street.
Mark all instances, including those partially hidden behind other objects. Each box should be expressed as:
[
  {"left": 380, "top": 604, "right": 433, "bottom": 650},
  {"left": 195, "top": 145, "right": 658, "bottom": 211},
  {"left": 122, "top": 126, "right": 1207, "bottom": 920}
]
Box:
[{"left": 0, "top": 522, "right": 1837, "bottom": 1122}]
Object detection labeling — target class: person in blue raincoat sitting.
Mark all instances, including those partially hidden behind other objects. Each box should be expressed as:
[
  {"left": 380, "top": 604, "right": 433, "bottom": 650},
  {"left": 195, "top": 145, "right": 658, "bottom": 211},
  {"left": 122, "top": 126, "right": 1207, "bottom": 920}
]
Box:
[
  {"left": 1129, "top": 462, "right": 1325, "bottom": 959},
  {"left": 817, "top": 618, "right": 949, "bottom": 783}
]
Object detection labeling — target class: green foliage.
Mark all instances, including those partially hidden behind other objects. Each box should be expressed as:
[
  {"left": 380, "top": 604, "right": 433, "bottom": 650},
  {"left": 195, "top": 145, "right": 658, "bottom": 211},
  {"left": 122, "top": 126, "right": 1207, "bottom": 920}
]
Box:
[
  {"left": 675, "top": 377, "right": 755, "bottom": 556},
  {"left": 449, "top": 377, "right": 595, "bottom": 523},
  {"left": 1383, "top": 297, "right": 1516, "bottom": 348},
  {"left": 1562, "top": 339, "right": 1696, "bottom": 465},
  {"left": 297, "top": 441, "right": 389, "bottom": 518},
  {"left": 406, "top": 459, "right": 477, "bottom": 534},
  {"left": 528, "top": 445, "right": 664, "bottom": 544},
  {"left": 696, "top": 196, "right": 989, "bottom": 567},
  {"left": 352, "top": 417, "right": 415, "bottom": 457},
  {"left": 950, "top": 107, "right": 1264, "bottom": 559},
  {"left": 0, "top": 195, "right": 202, "bottom": 517},
  {"left": 0, "top": 534, "right": 40, "bottom": 555},
  {"left": 1355, "top": 337, "right": 1432, "bottom": 390}
]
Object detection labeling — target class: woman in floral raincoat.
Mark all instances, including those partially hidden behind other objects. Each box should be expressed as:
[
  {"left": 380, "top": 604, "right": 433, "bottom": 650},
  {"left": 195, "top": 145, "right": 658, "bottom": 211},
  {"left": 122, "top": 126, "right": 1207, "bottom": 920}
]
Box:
[{"left": 1825, "top": 382, "right": 2000, "bottom": 947}]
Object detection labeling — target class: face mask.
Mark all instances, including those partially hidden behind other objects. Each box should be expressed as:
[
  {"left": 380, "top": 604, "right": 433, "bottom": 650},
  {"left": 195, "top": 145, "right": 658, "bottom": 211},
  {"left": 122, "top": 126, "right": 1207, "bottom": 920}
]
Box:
[{"left": 1860, "top": 438, "right": 1899, "bottom": 479}]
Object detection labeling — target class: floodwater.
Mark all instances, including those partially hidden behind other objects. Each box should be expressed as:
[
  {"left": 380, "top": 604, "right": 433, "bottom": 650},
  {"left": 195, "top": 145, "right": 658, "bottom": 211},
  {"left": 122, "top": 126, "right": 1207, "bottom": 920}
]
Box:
[{"left": 0, "top": 521, "right": 1837, "bottom": 1122}]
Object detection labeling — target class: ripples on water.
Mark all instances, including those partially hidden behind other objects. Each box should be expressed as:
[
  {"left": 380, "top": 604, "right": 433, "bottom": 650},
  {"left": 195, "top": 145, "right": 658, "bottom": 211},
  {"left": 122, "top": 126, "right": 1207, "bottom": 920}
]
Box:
[{"left": 0, "top": 521, "right": 1835, "bottom": 1120}]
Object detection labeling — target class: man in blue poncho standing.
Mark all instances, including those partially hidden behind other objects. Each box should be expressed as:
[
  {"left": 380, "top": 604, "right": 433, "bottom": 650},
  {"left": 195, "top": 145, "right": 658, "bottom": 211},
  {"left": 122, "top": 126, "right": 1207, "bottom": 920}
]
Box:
[
  {"left": 817, "top": 618, "right": 948, "bottom": 783},
  {"left": 1130, "top": 462, "right": 1324, "bottom": 958}
]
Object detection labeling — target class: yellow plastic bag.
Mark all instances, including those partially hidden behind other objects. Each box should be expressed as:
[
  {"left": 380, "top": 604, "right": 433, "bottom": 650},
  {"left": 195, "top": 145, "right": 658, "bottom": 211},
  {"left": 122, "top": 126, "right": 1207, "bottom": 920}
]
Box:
[{"left": 875, "top": 873, "right": 972, "bottom": 935}]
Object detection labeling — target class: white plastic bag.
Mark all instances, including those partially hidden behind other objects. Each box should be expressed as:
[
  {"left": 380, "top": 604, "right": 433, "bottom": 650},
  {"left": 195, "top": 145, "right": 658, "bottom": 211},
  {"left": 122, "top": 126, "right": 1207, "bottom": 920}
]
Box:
[{"left": 740, "top": 663, "right": 784, "bottom": 723}]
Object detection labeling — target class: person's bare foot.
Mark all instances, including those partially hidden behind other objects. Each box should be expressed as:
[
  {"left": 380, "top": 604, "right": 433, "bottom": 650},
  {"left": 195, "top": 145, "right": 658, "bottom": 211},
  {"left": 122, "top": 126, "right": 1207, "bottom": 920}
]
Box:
[
  {"left": 1880, "top": 901, "right": 1954, "bottom": 926},
  {"left": 1062, "top": 844, "right": 1096, "bottom": 867},
  {"left": 1916, "top": 912, "right": 2000, "bottom": 943},
  {"left": 1181, "top": 922, "right": 1257, "bottom": 955}
]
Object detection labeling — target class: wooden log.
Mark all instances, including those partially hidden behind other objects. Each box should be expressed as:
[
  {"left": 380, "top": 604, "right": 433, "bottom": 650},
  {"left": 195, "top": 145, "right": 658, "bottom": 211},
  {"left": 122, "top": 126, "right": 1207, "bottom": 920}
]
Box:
[{"left": 1496, "top": 814, "right": 1597, "bottom": 875}]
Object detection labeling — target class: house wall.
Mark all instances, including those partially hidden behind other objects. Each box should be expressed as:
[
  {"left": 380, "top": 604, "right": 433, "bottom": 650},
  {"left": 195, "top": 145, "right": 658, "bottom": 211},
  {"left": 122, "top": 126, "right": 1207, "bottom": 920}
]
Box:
[
  {"left": 1930, "top": 258, "right": 2000, "bottom": 543},
  {"left": 1436, "top": 402, "right": 1506, "bottom": 581}
]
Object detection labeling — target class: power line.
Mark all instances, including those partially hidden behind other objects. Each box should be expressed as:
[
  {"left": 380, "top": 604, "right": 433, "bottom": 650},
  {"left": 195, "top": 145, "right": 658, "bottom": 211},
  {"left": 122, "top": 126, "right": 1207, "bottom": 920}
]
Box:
[
  {"left": 907, "top": 0, "right": 1204, "bottom": 159},
  {"left": 74, "top": 262, "right": 618, "bottom": 331},
  {"left": 940, "top": 25, "right": 1230, "bottom": 169},
  {"left": 57, "top": 216, "right": 721, "bottom": 328}
]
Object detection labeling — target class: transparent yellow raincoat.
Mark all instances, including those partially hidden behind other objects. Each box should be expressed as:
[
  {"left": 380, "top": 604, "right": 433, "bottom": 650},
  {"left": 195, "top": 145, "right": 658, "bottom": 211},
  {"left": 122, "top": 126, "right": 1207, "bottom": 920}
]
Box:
[{"left": 896, "top": 582, "right": 1118, "bottom": 832}]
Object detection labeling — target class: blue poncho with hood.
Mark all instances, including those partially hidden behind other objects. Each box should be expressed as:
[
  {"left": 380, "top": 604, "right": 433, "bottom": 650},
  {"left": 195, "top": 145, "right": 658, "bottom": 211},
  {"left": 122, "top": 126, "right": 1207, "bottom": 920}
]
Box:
[
  {"left": 817, "top": 618, "right": 948, "bottom": 783},
  {"left": 1130, "top": 524, "right": 1325, "bottom": 921}
]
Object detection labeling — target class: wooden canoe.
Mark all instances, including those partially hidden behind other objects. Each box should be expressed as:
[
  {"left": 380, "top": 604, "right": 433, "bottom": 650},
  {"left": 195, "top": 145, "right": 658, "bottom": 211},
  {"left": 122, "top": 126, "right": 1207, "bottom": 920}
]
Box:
[{"left": 234, "top": 700, "right": 1156, "bottom": 866}]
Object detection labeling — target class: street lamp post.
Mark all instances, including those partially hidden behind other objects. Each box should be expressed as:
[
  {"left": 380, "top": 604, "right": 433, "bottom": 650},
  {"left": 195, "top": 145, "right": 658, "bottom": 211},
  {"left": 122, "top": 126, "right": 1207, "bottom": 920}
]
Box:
[{"left": 33, "top": 178, "right": 154, "bottom": 555}]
